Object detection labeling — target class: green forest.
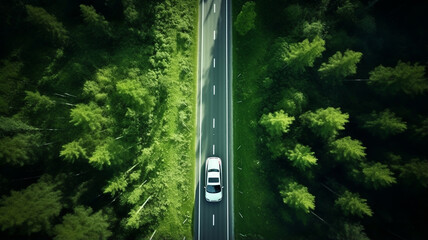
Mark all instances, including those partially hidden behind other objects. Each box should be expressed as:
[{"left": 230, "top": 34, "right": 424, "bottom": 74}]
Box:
[
  {"left": 0, "top": 0, "right": 197, "bottom": 239},
  {"left": 233, "top": 0, "right": 428, "bottom": 239}
]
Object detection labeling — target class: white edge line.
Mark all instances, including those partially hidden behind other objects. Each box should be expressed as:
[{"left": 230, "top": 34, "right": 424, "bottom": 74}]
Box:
[
  {"left": 198, "top": 1, "right": 204, "bottom": 240},
  {"left": 226, "top": 0, "right": 230, "bottom": 239}
]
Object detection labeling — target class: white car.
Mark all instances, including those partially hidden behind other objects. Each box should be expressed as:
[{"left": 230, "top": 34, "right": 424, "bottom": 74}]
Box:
[{"left": 205, "top": 157, "right": 223, "bottom": 202}]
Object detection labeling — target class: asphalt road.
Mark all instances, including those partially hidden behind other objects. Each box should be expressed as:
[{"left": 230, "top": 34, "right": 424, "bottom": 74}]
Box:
[{"left": 194, "top": 0, "right": 233, "bottom": 239}]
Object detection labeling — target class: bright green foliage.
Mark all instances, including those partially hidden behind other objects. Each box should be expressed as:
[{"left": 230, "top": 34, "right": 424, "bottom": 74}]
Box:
[
  {"left": 0, "top": 177, "right": 62, "bottom": 234},
  {"left": 275, "top": 88, "right": 307, "bottom": 115},
  {"left": 116, "top": 79, "right": 155, "bottom": 114},
  {"left": 283, "top": 36, "right": 326, "bottom": 73},
  {"left": 335, "top": 191, "right": 373, "bottom": 218},
  {"left": 24, "top": 91, "right": 55, "bottom": 111},
  {"left": 280, "top": 181, "right": 315, "bottom": 213},
  {"left": 300, "top": 107, "right": 349, "bottom": 140},
  {"left": 0, "top": 133, "right": 40, "bottom": 166},
  {"left": 395, "top": 159, "right": 428, "bottom": 187},
  {"left": 70, "top": 102, "right": 107, "bottom": 131},
  {"left": 104, "top": 174, "right": 128, "bottom": 196},
  {"left": 234, "top": 1, "right": 256, "bottom": 36},
  {"left": 259, "top": 110, "right": 295, "bottom": 136},
  {"left": 286, "top": 144, "right": 318, "bottom": 170},
  {"left": 362, "top": 109, "right": 407, "bottom": 139},
  {"left": 25, "top": 5, "right": 69, "bottom": 44},
  {"left": 318, "top": 50, "right": 362, "bottom": 82},
  {"left": 89, "top": 141, "right": 112, "bottom": 168},
  {"left": 330, "top": 136, "right": 366, "bottom": 162},
  {"left": 0, "top": 116, "right": 36, "bottom": 132},
  {"left": 302, "top": 21, "right": 325, "bottom": 40},
  {"left": 362, "top": 162, "right": 396, "bottom": 189},
  {"left": 54, "top": 206, "right": 111, "bottom": 240},
  {"left": 60, "top": 140, "right": 87, "bottom": 163},
  {"left": 80, "top": 5, "right": 111, "bottom": 36},
  {"left": 334, "top": 223, "right": 370, "bottom": 240},
  {"left": 368, "top": 61, "right": 427, "bottom": 95}
]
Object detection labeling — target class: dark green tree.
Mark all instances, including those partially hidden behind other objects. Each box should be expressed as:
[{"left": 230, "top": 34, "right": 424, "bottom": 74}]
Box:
[
  {"left": 333, "top": 223, "right": 370, "bottom": 240},
  {"left": 116, "top": 79, "right": 156, "bottom": 114},
  {"left": 54, "top": 206, "right": 112, "bottom": 240},
  {"left": 286, "top": 144, "right": 318, "bottom": 170},
  {"left": 0, "top": 133, "right": 41, "bottom": 166},
  {"left": 25, "top": 5, "right": 69, "bottom": 44},
  {"left": 234, "top": 1, "right": 256, "bottom": 36},
  {"left": 279, "top": 181, "right": 315, "bottom": 213},
  {"left": 0, "top": 176, "right": 62, "bottom": 234},
  {"left": 362, "top": 109, "right": 407, "bottom": 139},
  {"left": 335, "top": 191, "right": 372, "bottom": 218},
  {"left": 80, "top": 5, "right": 111, "bottom": 37},
  {"left": 394, "top": 159, "right": 428, "bottom": 187},
  {"left": 300, "top": 107, "right": 349, "bottom": 140},
  {"left": 368, "top": 61, "right": 427, "bottom": 95},
  {"left": 361, "top": 162, "right": 396, "bottom": 189},
  {"left": 330, "top": 136, "right": 366, "bottom": 162},
  {"left": 24, "top": 91, "right": 55, "bottom": 112},
  {"left": 70, "top": 102, "right": 108, "bottom": 131},
  {"left": 275, "top": 88, "right": 307, "bottom": 115},
  {"left": 260, "top": 110, "right": 295, "bottom": 136},
  {"left": 318, "top": 50, "right": 362, "bottom": 83},
  {"left": 302, "top": 21, "right": 325, "bottom": 40}
]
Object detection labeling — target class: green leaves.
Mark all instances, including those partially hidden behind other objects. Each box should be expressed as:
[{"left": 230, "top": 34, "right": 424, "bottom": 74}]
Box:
[
  {"left": 79, "top": 5, "right": 111, "bottom": 37},
  {"left": 70, "top": 102, "right": 108, "bottom": 131},
  {"left": 116, "top": 79, "right": 155, "bottom": 114},
  {"left": 0, "top": 133, "right": 41, "bottom": 166},
  {"left": 24, "top": 91, "right": 55, "bottom": 112},
  {"left": 275, "top": 88, "right": 307, "bottom": 116},
  {"left": 300, "top": 107, "right": 349, "bottom": 140},
  {"left": 260, "top": 110, "right": 295, "bottom": 136},
  {"left": 362, "top": 109, "right": 407, "bottom": 139},
  {"left": 368, "top": 61, "right": 427, "bottom": 95},
  {"left": 286, "top": 144, "right": 318, "bottom": 170},
  {"left": 60, "top": 140, "right": 87, "bottom": 163},
  {"left": 361, "top": 162, "right": 396, "bottom": 189},
  {"left": 335, "top": 191, "right": 372, "bottom": 218},
  {"left": 0, "top": 176, "right": 62, "bottom": 234},
  {"left": 54, "top": 206, "right": 112, "bottom": 240},
  {"left": 234, "top": 1, "right": 257, "bottom": 36},
  {"left": 318, "top": 50, "right": 362, "bottom": 82},
  {"left": 283, "top": 36, "right": 326, "bottom": 73},
  {"left": 280, "top": 181, "right": 315, "bottom": 213},
  {"left": 330, "top": 136, "right": 366, "bottom": 162}
]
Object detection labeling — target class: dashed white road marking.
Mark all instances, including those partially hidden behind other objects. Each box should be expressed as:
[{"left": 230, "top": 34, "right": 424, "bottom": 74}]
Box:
[
  {"left": 213, "top": 85, "right": 215, "bottom": 95},
  {"left": 213, "top": 145, "right": 215, "bottom": 155},
  {"left": 214, "top": 30, "right": 216, "bottom": 40},
  {"left": 214, "top": 3, "right": 216, "bottom": 13},
  {"left": 213, "top": 214, "right": 215, "bottom": 226},
  {"left": 214, "top": 58, "right": 216, "bottom": 68},
  {"left": 213, "top": 118, "right": 216, "bottom": 128}
]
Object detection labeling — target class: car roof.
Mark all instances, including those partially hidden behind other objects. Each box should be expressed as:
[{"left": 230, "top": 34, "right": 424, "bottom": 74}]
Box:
[{"left": 207, "top": 157, "right": 221, "bottom": 170}]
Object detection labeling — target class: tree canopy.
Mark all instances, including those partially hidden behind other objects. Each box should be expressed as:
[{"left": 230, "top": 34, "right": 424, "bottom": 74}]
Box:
[
  {"left": 330, "top": 136, "right": 366, "bottom": 162},
  {"left": 362, "top": 109, "right": 407, "bottom": 139},
  {"left": 280, "top": 181, "right": 315, "bottom": 213},
  {"left": 286, "top": 144, "right": 318, "bottom": 170},
  {"left": 318, "top": 50, "right": 362, "bottom": 82},
  {"left": 368, "top": 61, "right": 427, "bottom": 95},
  {"left": 361, "top": 162, "right": 396, "bottom": 189},
  {"left": 282, "top": 36, "right": 326, "bottom": 73},
  {"left": 234, "top": 1, "right": 256, "bottom": 36},
  {"left": 260, "top": 110, "right": 295, "bottom": 136},
  {"left": 335, "top": 191, "right": 373, "bottom": 218},
  {"left": 300, "top": 107, "right": 349, "bottom": 140}
]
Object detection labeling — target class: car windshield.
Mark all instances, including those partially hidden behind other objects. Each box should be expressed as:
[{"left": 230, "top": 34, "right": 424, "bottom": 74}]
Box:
[
  {"left": 208, "top": 177, "right": 219, "bottom": 183},
  {"left": 206, "top": 185, "right": 221, "bottom": 193},
  {"left": 208, "top": 169, "right": 219, "bottom": 172}
]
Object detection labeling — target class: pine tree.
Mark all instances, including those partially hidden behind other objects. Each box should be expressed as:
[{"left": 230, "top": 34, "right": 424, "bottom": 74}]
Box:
[
  {"left": 80, "top": 5, "right": 111, "bottom": 37},
  {"left": 318, "top": 50, "right": 362, "bottom": 83},
  {"left": 362, "top": 109, "right": 407, "bottom": 139},
  {"left": 368, "top": 61, "right": 427, "bottom": 95},
  {"left": 0, "top": 133, "right": 41, "bottom": 166},
  {"left": 394, "top": 159, "right": 428, "bottom": 187},
  {"left": 260, "top": 110, "right": 295, "bottom": 136},
  {"left": 286, "top": 144, "right": 318, "bottom": 170},
  {"left": 300, "top": 107, "right": 349, "bottom": 140},
  {"left": 0, "top": 176, "right": 62, "bottom": 234},
  {"left": 54, "top": 206, "right": 112, "bottom": 240},
  {"left": 25, "top": 5, "right": 69, "bottom": 44},
  {"left": 330, "top": 136, "right": 366, "bottom": 162},
  {"left": 334, "top": 222, "right": 370, "bottom": 240},
  {"left": 335, "top": 191, "right": 372, "bottom": 218},
  {"left": 279, "top": 181, "right": 315, "bottom": 213},
  {"left": 60, "top": 140, "right": 87, "bottom": 163},
  {"left": 116, "top": 79, "right": 156, "bottom": 114},
  {"left": 275, "top": 88, "right": 307, "bottom": 115},
  {"left": 362, "top": 162, "right": 396, "bottom": 189},
  {"left": 234, "top": 1, "right": 256, "bottom": 35},
  {"left": 283, "top": 36, "right": 326, "bottom": 73},
  {"left": 24, "top": 91, "right": 55, "bottom": 112},
  {"left": 70, "top": 102, "right": 108, "bottom": 131}
]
